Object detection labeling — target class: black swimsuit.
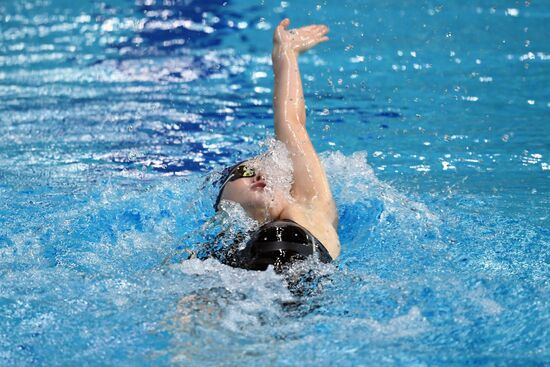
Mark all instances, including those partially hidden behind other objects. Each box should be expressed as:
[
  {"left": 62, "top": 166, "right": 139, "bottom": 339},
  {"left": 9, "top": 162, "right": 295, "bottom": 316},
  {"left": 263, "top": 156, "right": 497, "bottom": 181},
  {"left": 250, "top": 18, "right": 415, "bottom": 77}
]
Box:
[{"left": 221, "top": 219, "right": 333, "bottom": 271}]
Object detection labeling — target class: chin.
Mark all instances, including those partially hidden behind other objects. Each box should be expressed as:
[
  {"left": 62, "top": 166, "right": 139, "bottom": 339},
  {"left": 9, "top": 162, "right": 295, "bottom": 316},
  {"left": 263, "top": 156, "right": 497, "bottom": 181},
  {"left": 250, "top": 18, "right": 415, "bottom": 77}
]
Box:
[
  {"left": 243, "top": 189, "right": 283, "bottom": 213},
  {"left": 244, "top": 198, "right": 273, "bottom": 214}
]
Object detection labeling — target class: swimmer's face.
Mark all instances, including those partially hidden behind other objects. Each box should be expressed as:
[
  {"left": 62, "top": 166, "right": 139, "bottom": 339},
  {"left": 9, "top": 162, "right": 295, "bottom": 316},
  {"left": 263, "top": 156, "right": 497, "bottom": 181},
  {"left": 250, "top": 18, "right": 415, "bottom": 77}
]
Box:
[{"left": 219, "top": 161, "right": 271, "bottom": 211}]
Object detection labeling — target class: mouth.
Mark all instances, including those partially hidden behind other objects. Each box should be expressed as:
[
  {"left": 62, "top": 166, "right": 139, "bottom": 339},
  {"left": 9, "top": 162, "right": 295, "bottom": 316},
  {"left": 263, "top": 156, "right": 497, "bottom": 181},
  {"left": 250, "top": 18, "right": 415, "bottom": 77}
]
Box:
[{"left": 251, "top": 182, "right": 266, "bottom": 190}]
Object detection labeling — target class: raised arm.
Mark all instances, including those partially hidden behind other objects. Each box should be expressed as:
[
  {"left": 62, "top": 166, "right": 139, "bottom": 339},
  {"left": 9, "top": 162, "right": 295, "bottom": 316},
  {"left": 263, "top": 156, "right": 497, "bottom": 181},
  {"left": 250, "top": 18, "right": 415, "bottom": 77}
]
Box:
[{"left": 271, "top": 19, "right": 336, "bottom": 219}]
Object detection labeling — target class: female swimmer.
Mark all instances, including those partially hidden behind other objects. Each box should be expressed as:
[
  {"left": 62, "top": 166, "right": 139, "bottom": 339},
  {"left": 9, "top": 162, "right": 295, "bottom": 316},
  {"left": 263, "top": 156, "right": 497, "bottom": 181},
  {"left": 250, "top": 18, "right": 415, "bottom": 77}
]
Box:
[{"left": 211, "top": 18, "right": 339, "bottom": 271}]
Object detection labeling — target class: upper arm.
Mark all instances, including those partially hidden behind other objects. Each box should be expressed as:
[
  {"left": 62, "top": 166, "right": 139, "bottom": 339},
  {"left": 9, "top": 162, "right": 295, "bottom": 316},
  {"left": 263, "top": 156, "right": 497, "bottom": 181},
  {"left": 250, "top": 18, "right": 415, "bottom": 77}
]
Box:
[{"left": 275, "top": 119, "right": 336, "bottom": 214}]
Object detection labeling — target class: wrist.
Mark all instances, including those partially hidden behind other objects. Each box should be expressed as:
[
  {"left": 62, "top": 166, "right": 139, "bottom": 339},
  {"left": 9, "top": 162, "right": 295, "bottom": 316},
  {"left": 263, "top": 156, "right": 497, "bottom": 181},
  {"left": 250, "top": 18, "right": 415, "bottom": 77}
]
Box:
[{"left": 272, "top": 46, "right": 297, "bottom": 67}]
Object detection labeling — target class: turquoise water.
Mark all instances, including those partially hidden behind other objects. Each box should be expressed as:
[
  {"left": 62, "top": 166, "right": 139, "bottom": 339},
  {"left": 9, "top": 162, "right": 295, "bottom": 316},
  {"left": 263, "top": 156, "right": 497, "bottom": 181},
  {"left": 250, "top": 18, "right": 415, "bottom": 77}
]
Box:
[{"left": 1, "top": 0, "right": 548, "bottom": 365}]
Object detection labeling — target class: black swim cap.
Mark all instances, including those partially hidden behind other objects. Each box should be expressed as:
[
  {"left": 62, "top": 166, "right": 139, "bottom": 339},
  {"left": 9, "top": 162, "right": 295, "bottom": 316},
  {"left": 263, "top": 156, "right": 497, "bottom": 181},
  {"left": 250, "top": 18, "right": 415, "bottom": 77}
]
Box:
[{"left": 213, "top": 160, "right": 247, "bottom": 211}]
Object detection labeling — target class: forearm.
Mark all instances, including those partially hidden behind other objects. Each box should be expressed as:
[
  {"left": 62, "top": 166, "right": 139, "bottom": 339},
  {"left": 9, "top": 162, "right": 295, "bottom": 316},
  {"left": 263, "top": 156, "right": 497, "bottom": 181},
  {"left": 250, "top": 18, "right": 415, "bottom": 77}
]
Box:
[
  {"left": 268, "top": 19, "right": 334, "bottom": 205},
  {"left": 272, "top": 48, "right": 306, "bottom": 128}
]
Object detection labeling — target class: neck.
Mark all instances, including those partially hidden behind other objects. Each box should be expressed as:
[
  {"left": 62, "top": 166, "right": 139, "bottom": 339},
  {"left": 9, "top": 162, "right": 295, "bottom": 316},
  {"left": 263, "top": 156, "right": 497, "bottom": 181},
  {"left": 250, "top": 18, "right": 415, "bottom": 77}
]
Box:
[
  {"left": 245, "top": 206, "right": 276, "bottom": 224},
  {"left": 246, "top": 200, "right": 286, "bottom": 224}
]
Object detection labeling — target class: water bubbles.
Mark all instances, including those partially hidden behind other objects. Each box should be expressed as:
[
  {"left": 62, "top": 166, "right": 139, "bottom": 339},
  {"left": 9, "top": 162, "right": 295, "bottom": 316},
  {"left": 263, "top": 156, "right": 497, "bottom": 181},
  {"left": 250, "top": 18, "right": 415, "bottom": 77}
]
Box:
[
  {"left": 218, "top": 201, "right": 259, "bottom": 236},
  {"left": 520, "top": 151, "right": 543, "bottom": 166},
  {"left": 75, "top": 14, "right": 91, "bottom": 23},
  {"left": 441, "top": 161, "right": 456, "bottom": 171},
  {"left": 467, "top": 288, "right": 503, "bottom": 315},
  {"left": 256, "top": 18, "right": 271, "bottom": 30},
  {"left": 505, "top": 8, "right": 519, "bottom": 17},
  {"left": 519, "top": 52, "right": 535, "bottom": 61},
  {"left": 251, "top": 71, "right": 267, "bottom": 80},
  {"left": 410, "top": 164, "right": 431, "bottom": 172},
  {"left": 101, "top": 18, "right": 119, "bottom": 32},
  {"left": 253, "top": 86, "right": 270, "bottom": 93}
]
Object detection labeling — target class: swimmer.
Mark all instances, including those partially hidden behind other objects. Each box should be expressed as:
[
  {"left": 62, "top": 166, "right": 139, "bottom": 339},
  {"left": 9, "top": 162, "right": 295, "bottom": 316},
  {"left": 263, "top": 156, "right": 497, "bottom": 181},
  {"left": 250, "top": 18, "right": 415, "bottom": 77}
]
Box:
[{"left": 211, "top": 18, "right": 339, "bottom": 271}]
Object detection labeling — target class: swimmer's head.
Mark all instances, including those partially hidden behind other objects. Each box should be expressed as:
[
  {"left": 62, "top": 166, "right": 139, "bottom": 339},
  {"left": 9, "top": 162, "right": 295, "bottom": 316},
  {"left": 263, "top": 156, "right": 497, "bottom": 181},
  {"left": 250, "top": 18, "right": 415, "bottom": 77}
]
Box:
[{"left": 214, "top": 159, "right": 270, "bottom": 213}]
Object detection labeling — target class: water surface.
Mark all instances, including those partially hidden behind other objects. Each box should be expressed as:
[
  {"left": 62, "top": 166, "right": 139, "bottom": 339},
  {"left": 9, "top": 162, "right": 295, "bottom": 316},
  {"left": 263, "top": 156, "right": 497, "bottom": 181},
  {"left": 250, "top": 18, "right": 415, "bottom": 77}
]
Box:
[{"left": 0, "top": 0, "right": 548, "bottom": 365}]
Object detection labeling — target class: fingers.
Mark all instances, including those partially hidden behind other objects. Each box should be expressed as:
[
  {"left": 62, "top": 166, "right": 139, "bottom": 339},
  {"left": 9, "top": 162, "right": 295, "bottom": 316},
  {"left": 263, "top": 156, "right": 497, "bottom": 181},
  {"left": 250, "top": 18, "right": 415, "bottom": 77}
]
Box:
[
  {"left": 318, "top": 36, "right": 329, "bottom": 44},
  {"left": 302, "top": 26, "right": 329, "bottom": 41},
  {"left": 299, "top": 24, "right": 320, "bottom": 33},
  {"left": 310, "top": 36, "right": 329, "bottom": 47},
  {"left": 278, "top": 18, "right": 290, "bottom": 30},
  {"left": 297, "top": 24, "right": 329, "bottom": 35},
  {"left": 306, "top": 27, "right": 329, "bottom": 43},
  {"left": 299, "top": 35, "right": 329, "bottom": 53},
  {"left": 315, "top": 25, "right": 329, "bottom": 36}
]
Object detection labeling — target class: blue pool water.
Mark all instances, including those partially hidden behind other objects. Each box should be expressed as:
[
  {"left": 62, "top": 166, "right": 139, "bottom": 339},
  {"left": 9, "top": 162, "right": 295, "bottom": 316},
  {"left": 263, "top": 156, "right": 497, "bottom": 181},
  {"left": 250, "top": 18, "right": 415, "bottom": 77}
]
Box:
[{"left": 1, "top": 0, "right": 549, "bottom": 365}]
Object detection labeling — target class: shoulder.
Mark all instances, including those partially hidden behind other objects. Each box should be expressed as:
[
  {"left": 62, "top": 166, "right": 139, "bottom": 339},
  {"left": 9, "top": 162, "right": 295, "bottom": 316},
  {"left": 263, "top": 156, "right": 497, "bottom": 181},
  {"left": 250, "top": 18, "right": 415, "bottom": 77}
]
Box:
[{"left": 279, "top": 201, "right": 341, "bottom": 259}]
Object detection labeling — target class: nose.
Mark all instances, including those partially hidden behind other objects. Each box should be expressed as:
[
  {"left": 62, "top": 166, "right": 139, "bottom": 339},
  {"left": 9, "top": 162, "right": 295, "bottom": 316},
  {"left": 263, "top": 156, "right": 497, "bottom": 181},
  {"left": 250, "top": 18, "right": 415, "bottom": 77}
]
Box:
[{"left": 255, "top": 172, "right": 265, "bottom": 181}]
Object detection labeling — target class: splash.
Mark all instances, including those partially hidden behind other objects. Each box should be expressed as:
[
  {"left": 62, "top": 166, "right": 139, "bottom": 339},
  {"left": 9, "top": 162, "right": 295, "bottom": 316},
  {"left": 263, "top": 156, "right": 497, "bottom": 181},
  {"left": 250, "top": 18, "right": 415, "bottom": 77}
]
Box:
[
  {"left": 321, "top": 150, "right": 443, "bottom": 252},
  {"left": 252, "top": 137, "right": 295, "bottom": 207}
]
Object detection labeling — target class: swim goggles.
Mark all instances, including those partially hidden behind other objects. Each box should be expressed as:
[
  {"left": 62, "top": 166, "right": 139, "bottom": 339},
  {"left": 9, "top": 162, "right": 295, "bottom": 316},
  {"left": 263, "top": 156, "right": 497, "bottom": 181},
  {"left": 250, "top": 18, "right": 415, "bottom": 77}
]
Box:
[{"left": 225, "top": 164, "right": 256, "bottom": 183}]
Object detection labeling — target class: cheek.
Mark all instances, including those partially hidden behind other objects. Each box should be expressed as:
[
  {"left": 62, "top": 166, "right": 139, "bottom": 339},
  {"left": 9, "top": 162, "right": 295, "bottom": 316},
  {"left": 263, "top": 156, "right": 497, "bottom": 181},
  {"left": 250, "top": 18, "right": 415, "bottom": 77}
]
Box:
[{"left": 223, "top": 180, "right": 249, "bottom": 202}]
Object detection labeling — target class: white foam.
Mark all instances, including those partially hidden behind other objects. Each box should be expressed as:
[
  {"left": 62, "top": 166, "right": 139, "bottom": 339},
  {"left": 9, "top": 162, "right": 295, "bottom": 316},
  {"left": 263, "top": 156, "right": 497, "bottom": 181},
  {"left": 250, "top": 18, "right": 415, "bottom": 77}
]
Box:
[
  {"left": 322, "top": 151, "right": 440, "bottom": 224},
  {"left": 173, "top": 258, "right": 295, "bottom": 336}
]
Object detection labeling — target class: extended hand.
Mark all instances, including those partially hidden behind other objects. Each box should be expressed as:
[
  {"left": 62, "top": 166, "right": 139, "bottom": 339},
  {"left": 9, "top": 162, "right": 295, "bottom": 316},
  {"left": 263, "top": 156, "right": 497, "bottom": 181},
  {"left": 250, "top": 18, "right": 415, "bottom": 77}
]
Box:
[{"left": 273, "top": 18, "right": 329, "bottom": 56}]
